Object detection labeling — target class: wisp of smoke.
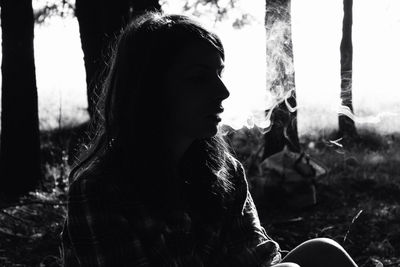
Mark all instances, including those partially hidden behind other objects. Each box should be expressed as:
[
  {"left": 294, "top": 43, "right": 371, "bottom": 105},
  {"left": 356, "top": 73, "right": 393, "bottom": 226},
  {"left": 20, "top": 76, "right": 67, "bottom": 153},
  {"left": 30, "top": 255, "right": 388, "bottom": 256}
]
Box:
[
  {"left": 338, "top": 105, "right": 399, "bottom": 124},
  {"left": 253, "top": 1, "right": 297, "bottom": 132},
  {"left": 221, "top": 1, "right": 297, "bottom": 132}
]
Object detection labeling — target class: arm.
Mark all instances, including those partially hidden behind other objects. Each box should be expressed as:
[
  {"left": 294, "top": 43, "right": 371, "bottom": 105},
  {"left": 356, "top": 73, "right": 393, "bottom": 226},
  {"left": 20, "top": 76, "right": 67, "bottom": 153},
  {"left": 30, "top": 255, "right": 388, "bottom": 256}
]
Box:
[
  {"left": 64, "top": 176, "right": 149, "bottom": 267},
  {"left": 219, "top": 162, "right": 281, "bottom": 267}
]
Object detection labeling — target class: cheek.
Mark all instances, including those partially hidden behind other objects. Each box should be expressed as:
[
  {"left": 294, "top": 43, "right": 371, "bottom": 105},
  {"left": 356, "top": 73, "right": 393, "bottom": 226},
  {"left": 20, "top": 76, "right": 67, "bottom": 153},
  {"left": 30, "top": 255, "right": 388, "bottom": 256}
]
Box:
[
  {"left": 164, "top": 81, "right": 217, "bottom": 137},
  {"left": 170, "top": 84, "right": 205, "bottom": 118},
  {"left": 173, "top": 95, "right": 202, "bottom": 123},
  {"left": 175, "top": 98, "right": 218, "bottom": 138}
]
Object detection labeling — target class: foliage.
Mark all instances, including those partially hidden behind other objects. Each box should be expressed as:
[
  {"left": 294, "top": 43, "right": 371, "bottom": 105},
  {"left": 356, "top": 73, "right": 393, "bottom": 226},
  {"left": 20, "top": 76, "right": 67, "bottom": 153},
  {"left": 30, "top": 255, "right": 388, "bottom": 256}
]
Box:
[
  {"left": 33, "top": 0, "right": 255, "bottom": 29},
  {"left": 180, "top": 0, "right": 236, "bottom": 20},
  {"left": 33, "top": 0, "right": 75, "bottom": 24},
  {"left": 0, "top": 126, "right": 71, "bottom": 266}
]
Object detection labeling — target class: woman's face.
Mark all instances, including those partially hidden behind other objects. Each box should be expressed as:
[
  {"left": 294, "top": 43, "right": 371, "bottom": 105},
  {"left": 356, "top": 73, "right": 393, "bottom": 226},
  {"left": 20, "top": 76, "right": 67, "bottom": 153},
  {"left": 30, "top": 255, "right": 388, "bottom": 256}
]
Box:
[{"left": 164, "top": 41, "right": 230, "bottom": 140}]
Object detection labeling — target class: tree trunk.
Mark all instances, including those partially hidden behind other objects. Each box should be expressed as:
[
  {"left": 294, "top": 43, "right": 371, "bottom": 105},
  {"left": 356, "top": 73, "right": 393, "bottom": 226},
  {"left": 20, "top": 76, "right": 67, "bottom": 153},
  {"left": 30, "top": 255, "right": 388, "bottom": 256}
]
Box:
[
  {"left": 76, "top": 0, "right": 161, "bottom": 118},
  {"left": 339, "top": 0, "right": 357, "bottom": 139},
  {"left": 263, "top": 0, "right": 300, "bottom": 159},
  {"left": 0, "top": 0, "right": 41, "bottom": 199}
]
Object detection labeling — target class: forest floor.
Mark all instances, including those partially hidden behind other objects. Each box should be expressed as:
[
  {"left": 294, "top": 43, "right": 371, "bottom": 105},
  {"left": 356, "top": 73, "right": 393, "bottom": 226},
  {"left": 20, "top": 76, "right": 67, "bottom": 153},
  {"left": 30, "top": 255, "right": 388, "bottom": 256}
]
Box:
[{"left": 0, "top": 125, "right": 399, "bottom": 267}]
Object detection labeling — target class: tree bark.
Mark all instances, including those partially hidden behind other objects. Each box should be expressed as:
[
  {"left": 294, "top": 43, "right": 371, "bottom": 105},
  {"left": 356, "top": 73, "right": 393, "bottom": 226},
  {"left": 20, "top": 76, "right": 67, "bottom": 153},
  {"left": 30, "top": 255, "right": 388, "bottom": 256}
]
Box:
[
  {"left": 339, "top": 0, "right": 357, "bottom": 139},
  {"left": 263, "top": 0, "right": 300, "bottom": 159},
  {"left": 0, "top": 0, "right": 41, "bottom": 199},
  {"left": 75, "top": 0, "right": 161, "bottom": 118}
]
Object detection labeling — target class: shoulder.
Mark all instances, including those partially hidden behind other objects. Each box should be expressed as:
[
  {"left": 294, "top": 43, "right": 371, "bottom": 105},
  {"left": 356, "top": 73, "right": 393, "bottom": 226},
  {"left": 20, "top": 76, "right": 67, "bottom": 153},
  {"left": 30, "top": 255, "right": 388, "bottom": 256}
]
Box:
[
  {"left": 66, "top": 164, "right": 126, "bottom": 235},
  {"left": 224, "top": 152, "right": 242, "bottom": 174},
  {"left": 226, "top": 153, "right": 247, "bottom": 189},
  {"left": 225, "top": 153, "right": 249, "bottom": 206}
]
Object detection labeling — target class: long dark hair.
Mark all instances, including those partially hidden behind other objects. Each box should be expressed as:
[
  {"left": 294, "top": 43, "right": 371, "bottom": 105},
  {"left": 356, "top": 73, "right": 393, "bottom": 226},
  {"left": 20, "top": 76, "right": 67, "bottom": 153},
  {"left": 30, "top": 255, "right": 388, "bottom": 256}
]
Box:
[{"left": 70, "top": 12, "right": 236, "bottom": 216}]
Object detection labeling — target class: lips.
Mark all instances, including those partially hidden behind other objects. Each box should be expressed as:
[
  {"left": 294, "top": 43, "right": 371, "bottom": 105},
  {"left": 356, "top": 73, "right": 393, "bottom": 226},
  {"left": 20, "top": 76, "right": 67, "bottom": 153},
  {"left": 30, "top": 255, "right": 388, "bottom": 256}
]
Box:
[
  {"left": 214, "top": 108, "right": 224, "bottom": 114},
  {"left": 206, "top": 114, "right": 222, "bottom": 122},
  {"left": 209, "top": 105, "right": 224, "bottom": 115},
  {"left": 205, "top": 106, "right": 223, "bottom": 123}
]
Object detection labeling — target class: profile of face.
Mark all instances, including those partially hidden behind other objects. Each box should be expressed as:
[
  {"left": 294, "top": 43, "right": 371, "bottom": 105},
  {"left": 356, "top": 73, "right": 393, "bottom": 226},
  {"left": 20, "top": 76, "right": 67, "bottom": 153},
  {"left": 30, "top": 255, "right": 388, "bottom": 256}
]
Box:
[{"left": 163, "top": 41, "right": 230, "bottom": 140}]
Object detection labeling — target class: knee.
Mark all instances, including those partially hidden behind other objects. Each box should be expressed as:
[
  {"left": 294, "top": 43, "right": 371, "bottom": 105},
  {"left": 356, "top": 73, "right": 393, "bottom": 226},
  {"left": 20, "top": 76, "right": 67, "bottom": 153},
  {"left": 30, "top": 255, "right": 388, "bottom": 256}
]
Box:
[
  {"left": 300, "top": 237, "right": 346, "bottom": 255},
  {"left": 283, "top": 238, "right": 357, "bottom": 267},
  {"left": 273, "top": 263, "right": 301, "bottom": 267},
  {"left": 305, "top": 238, "right": 342, "bottom": 248}
]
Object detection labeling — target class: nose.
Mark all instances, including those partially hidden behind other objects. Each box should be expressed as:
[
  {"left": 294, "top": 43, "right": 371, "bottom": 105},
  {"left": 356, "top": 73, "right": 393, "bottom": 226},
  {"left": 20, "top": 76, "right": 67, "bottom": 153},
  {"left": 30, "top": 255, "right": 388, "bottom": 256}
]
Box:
[{"left": 216, "top": 77, "right": 230, "bottom": 100}]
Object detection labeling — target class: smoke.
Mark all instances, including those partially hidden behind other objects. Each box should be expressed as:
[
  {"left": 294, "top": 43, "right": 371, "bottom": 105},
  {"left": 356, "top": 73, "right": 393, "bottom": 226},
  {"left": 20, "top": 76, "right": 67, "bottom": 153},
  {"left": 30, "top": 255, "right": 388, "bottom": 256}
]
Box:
[
  {"left": 222, "top": 1, "right": 398, "bottom": 134},
  {"left": 262, "top": 1, "right": 297, "bottom": 133},
  {"left": 173, "top": 1, "right": 400, "bottom": 134},
  {"left": 171, "top": 0, "right": 298, "bottom": 132},
  {"left": 265, "top": 6, "right": 295, "bottom": 103},
  {"left": 338, "top": 105, "right": 398, "bottom": 125},
  {"left": 338, "top": 67, "right": 399, "bottom": 125},
  {"left": 340, "top": 70, "right": 353, "bottom": 105},
  {"left": 218, "top": 1, "right": 298, "bottom": 143}
]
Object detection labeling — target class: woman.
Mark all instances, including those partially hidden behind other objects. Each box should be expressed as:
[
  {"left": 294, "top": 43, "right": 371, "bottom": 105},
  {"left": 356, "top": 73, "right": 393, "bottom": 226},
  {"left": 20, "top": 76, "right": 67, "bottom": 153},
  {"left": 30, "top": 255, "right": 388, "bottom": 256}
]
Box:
[{"left": 61, "top": 12, "right": 358, "bottom": 267}]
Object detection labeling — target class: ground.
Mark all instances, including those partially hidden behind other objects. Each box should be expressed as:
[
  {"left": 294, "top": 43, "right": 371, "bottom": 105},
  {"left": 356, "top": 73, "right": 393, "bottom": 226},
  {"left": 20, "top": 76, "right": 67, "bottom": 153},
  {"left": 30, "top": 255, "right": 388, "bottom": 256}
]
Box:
[
  {"left": 0, "top": 125, "right": 399, "bottom": 267},
  {"left": 232, "top": 127, "right": 400, "bottom": 267}
]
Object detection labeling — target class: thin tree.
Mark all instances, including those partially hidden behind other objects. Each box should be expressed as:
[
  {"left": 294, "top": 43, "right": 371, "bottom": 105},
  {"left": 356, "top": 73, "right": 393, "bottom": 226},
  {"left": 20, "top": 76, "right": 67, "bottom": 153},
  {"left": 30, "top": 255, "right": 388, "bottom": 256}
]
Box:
[
  {"left": 0, "top": 0, "right": 41, "bottom": 199},
  {"left": 75, "top": 0, "right": 161, "bottom": 118},
  {"left": 339, "top": 0, "right": 357, "bottom": 139},
  {"left": 263, "top": 0, "right": 300, "bottom": 159}
]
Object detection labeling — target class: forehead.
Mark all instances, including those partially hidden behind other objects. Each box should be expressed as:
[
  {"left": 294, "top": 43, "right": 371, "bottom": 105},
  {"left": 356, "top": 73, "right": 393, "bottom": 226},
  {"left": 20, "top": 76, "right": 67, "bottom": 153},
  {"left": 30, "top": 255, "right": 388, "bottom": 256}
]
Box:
[{"left": 170, "top": 41, "right": 224, "bottom": 69}]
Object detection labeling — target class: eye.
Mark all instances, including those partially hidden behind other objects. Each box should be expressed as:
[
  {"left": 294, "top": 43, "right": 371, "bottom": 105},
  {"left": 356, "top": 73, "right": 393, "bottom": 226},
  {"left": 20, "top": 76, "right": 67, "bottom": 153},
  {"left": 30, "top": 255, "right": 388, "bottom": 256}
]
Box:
[{"left": 187, "top": 69, "right": 209, "bottom": 82}]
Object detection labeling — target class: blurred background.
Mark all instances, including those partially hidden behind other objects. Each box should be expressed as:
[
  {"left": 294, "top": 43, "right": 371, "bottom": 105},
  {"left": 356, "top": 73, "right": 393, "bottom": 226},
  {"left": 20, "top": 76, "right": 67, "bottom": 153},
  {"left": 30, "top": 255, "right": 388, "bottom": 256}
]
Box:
[{"left": 1, "top": 0, "right": 399, "bottom": 133}]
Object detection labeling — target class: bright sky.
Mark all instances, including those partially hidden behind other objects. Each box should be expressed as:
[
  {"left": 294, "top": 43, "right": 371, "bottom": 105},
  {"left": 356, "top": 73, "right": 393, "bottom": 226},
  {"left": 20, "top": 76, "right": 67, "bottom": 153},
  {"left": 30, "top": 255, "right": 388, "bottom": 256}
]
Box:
[{"left": 0, "top": 0, "right": 399, "bottom": 133}]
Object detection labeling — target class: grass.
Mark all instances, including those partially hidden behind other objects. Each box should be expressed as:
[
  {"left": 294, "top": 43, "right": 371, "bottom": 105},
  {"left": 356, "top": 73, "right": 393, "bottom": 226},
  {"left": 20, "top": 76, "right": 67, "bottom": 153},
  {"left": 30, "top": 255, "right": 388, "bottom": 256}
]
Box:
[
  {"left": 0, "top": 124, "right": 399, "bottom": 266},
  {"left": 229, "top": 127, "right": 400, "bottom": 267}
]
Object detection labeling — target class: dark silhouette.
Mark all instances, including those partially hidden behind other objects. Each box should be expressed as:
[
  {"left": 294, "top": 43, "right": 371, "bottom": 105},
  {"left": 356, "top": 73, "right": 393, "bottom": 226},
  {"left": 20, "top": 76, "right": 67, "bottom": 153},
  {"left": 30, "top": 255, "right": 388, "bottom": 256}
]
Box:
[
  {"left": 263, "top": 0, "right": 300, "bottom": 159},
  {"left": 75, "top": 0, "right": 161, "bottom": 117},
  {"left": 61, "top": 12, "right": 358, "bottom": 267},
  {"left": 0, "top": 0, "right": 41, "bottom": 199},
  {"left": 339, "top": 0, "right": 357, "bottom": 139}
]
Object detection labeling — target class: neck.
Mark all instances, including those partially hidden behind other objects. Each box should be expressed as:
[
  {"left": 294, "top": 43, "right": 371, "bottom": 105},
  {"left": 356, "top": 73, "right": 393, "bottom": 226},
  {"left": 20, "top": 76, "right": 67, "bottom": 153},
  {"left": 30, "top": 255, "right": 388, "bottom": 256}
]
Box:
[{"left": 168, "top": 134, "right": 194, "bottom": 173}]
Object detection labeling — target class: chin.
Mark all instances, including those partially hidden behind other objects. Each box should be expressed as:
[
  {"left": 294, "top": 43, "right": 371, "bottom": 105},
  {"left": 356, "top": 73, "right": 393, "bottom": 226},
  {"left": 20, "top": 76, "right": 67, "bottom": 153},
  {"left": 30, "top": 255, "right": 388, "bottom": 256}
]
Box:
[
  {"left": 206, "top": 127, "right": 218, "bottom": 138},
  {"left": 189, "top": 117, "right": 220, "bottom": 139},
  {"left": 198, "top": 124, "right": 219, "bottom": 138}
]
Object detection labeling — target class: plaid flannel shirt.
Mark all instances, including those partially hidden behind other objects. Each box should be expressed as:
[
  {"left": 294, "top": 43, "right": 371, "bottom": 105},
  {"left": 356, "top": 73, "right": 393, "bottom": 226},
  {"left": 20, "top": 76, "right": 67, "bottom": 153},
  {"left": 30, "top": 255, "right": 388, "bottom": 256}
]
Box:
[{"left": 61, "top": 160, "right": 281, "bottom": 266}]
